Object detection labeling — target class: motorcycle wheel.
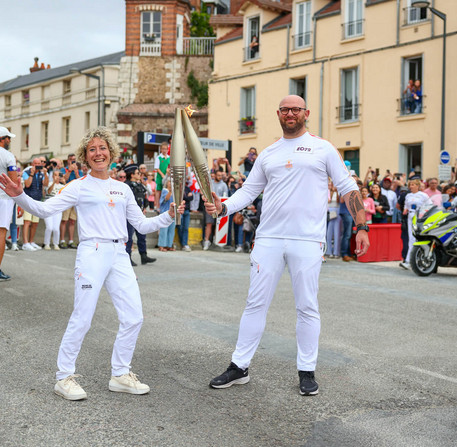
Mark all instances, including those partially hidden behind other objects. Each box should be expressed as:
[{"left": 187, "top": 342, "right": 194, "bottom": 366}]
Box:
[{"left": 410, "top": 245, "right": 437, "bottom": 276}]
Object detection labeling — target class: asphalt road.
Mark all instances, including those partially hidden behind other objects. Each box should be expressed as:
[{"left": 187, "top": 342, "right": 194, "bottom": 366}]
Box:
[{"left": 1, "top": 247, "right": 456, "bottom": 447}]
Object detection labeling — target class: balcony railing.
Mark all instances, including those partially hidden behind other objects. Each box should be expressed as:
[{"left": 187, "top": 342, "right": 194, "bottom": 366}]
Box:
[
  {"left": 86, "top": 89, "right": 96, "bottom": 99},
  {"left": 397, "top": 95, "right": 425, "bottom": 115},
  {"left": 41, "top": 100, "right": 49, "bottom": 111},
  {"left": 4, "top": 107, "right": 11, "bottom": 118},
  {"left": 180, "top": 37, "right": 215, "bottom": 56},
  {"left": 292, "top": 32, "right": 312, "bottom": 50},
  {"left": 342, "top": 19, "right": 364, "bottom": 39},
  {"left": 337, "top": 104, "right": 360, "bottom": 123},
  {"left": 403, "top": 6, "right": 428, "bottom": 25},
  {"left": 243, "top": 46, "right": 260, "bottom": 62},
  {"left": 62, "top": 94, "right": 71, "bottom": 106},
  {"left": 239, "top": 117, "right": 256, "bottom": 134},
  {"left": 140, "top": 39, "right": 162, "bottom": 56}
]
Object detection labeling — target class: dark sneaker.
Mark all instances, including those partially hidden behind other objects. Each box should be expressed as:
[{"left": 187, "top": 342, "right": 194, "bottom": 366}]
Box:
[
  {"left": 210, "top": 362, "right": 250, "bottom": 389},
  {"left": 0, "top": 270, "right": 11, "bottom": 282},
  {"left": 299, "top": 371, "right": 319, "bottom": 396},
  {"left": 59, "top": 242, "right": 68, "bottom": 249},
  {"left": 68, "top": 242, "right": 78, "bottom": 249}
]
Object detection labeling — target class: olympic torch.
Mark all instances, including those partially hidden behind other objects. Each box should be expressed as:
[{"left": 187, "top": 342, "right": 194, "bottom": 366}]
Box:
[
  {"left": 181, "top": 107, "right": 217, "bottom": 218},
  {"left": 170, "top": 108, "right": 186, "bottom": 225}
]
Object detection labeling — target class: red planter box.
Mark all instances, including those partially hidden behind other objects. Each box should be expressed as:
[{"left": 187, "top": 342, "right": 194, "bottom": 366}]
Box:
[{"left": 351, "top": 223, "right": 402, "bottom": 263}]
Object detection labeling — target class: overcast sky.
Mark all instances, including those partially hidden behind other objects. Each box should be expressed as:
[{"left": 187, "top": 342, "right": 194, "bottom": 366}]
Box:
[{"left": 1, "top": 0, "right": 125, "bottom": 82}]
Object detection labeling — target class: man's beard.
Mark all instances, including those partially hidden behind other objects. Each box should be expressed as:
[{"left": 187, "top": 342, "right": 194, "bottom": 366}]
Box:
[
  {"left": 4, "top": 142, "right": 9, "bottom": 150},
  {"left": 280, "top": 119, "right": 305, "bottom": 135}
]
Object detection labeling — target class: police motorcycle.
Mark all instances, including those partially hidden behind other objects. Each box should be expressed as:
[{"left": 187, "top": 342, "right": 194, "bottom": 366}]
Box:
[{"left": 410, "top": 200, "right": 457, "bottom": 276}]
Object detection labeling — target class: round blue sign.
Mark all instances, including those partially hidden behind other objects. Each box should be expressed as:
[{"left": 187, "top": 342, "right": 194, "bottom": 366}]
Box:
[{"left": 440, "top": 151, "right": 450, "bottom": 164}]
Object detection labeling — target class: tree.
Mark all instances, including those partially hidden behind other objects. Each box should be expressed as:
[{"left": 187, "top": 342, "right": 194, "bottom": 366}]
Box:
[{"left": 190, "top": 11, "right": 215, "bottom": 37}]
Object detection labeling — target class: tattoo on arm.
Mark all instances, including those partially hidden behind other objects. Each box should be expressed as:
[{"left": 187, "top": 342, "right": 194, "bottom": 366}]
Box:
[{"left": 347, "top": 190, "right": 365, "bottom": 224}]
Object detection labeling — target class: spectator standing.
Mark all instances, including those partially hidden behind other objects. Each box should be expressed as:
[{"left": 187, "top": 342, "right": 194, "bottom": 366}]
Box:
[
  {"left": 403, "top": 79, "right": 414, "bottom": 113},
  {"left": 154, "top": 142, "right": 170, "bottom": 210},
  {"left": 60, "top": 154, "right": 83, "bottom": 249},
  {"left": 139, "top": 164, "right": 148, "bottom": 183},
  {"left": 116, "top": 170, "right": 126, "bottom": 182},
  {"left": 0, "top": 126, "right": 184, "bottom": 400},
  {"left": 400, "top": 179, "right": 429, "bottom": 269},
  {"left": 146, "top": 171, "right": 156, "bottom": 210},
  {"left": 124, "top": 164, "right": 156, "bottom": 266},
  {"left": 43, "top": 170, "right": 65, "bottom": 250},
  {"left": 203, "top": 170, "right": 228, "bottom": 250},
  {"left": 424, "top": 178, "right": 442, "bottom": 208},
  {"left": 0, "top": 127, "right": 17, "bottom": 281},
  {"left": 381, "top": 177, "right": 397, "bottom": 222},
  {"left": 158, "top": 180, "right": 176, "bottom": 251},
  {"left": 412, "top": 80, "right": 422, "bottom": 113},
  {"left": 22, "top": 157, "right": 49, "bottom": 251},
  {"left": 325, "top": 180, "right": 341, "bottom": 258},
  {"left": 178, "top": 185, "right": 193, "bottom": 252},
  {"left": 238, "top": 147, "right": 258, "bottom": 177},
  {"left": 361, "top": 186, "right": 375, "bottom": 224},
  {"left": 370, "top": 183, "right": 389, "bottom": 224},
  {"left": 339, "top": 195, "right": 354, "bottom": 262}
]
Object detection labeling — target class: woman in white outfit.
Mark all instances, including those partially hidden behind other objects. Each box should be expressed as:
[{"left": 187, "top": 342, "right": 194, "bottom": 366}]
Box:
[{"left": 0, "top": 127, "right": 184, "bottom": 400}]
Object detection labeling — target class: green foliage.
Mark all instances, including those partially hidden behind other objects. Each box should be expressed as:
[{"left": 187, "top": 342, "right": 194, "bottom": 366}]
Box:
[
  {"left": 190, "top": 11, "right": 215, "bottom": 37},
  {"left": 187, "top": 71, "right": 208, "bottom": 108}
]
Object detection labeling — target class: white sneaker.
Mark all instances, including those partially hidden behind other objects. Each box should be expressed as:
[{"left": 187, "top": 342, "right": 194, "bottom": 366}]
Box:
[
  {"left": 235, "top": 245, "right": 243, "bottom": 253},
  {"left": 44, "top": 244, "right": 51, "bottom": 250},
  {"left": 12, "top": 243, "right": 18, "bottom": 251},
  {"left": 203, "top": 240, "right": 211, "bottom": 251},
  {"left": 31, "top": 242, "right": 42, "bottom": 250},
  {"left": 53, "top": 244, "right": 60, "bottom": 250},
  {"left": 399, "top": 261, "right": 410, "bottom": 270},
  {"left": 22, "top": 243, "right": 37, "bottom": 252},
  {"left": 109, "top": 372, "right": 150, "bottom": 395},
  {"left": 54, "top": 375, "right": 87, "bottom": 400},
  {"left": 182, "top": 245, "right": 191, "bottom": 252}
]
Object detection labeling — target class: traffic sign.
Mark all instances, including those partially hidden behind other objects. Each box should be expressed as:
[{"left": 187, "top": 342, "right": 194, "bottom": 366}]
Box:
[
  {"left": 440, "top": 151, "right": 450, "bottom": 164},
  {"left": 438, "top": 164, "right": 452, "bottom": 181},
  {"left": 199, "top": 138, "right": 229, "bottom": 151}
]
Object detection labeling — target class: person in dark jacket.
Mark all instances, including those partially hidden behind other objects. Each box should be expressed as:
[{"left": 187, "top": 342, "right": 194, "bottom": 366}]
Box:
[
  {"left": 178, "top": 185, "right": 193, "bottom": 251},
  {"left": 124, "top": 164, "right": 156, "bottom": 266},
  {"left": 369, "top": 183, "right": 390, "bottom": 223}
]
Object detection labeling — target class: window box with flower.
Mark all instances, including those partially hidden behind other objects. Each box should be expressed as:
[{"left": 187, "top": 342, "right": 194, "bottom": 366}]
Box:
[{"left": 239, "top": 116, "right": 256, "bottom": 134}]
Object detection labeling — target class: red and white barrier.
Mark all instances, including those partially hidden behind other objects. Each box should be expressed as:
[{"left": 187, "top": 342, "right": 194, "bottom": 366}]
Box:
[{"left": 215, "top": 197, "right": 229, "bottom": 247}]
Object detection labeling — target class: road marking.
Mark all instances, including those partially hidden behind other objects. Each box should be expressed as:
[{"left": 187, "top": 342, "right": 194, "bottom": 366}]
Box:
[
  {"left": 406, "top": 365, "right": 457, "bottom": 384},
  {"left": 4, "top": 288, "right": 25, "bottom": 297}
]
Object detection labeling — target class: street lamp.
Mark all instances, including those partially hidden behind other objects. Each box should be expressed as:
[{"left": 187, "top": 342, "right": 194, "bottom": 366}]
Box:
[
  {"left": 70, "top": 68, "right": 102, "bottom": 126},
  {"left": 412, "top": 1, "right": 447, "bottom": 152}
]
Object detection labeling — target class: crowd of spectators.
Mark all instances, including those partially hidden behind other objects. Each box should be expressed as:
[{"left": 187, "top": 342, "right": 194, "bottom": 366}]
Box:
[
  {"left": 325, "top": 161, "right": 457, "bottom": 269},
  {"left": 4, "top": 144, "right": 457, "bottom": 272}
]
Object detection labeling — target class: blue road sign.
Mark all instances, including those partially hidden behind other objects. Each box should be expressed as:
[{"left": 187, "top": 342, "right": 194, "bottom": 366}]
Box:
[{"left": 440, "top": 151, "right": 450, "bottom": 164}]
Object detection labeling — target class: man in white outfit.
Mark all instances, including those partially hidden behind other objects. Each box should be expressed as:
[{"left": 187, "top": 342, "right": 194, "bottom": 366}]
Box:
[
  {"left": 204, "top": 95, "right": 370, "bottom": 395},
  {"left": 0, "top": 127, "right": 17, "bottom": 281}
]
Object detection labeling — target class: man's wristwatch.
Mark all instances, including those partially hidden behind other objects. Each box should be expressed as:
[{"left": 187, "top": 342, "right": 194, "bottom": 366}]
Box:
[
  {"left": 356, "top": 224, "right": 369, "bottom": 233},
  {"left": 220, "top": 203, "right": 228, "bottom": 217}
]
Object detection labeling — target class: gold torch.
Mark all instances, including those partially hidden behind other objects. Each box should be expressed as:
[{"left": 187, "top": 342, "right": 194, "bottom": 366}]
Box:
[
  {"left": 181, "top": 107, "right": 217, "bottom": 218},
  {"left": 170, "top": 108, "right": 186, "bottom": 225}
]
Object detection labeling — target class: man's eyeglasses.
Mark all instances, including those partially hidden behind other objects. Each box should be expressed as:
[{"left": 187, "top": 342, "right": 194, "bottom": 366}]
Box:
[
  {"left": 118, "top": 175, "right": 126, "bottom": 179},
  {"left": 279, "top": 107, "right": 306, "bottom": 115}
]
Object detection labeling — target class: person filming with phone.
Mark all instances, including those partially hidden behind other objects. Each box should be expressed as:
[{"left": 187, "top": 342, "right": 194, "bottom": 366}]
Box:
[{"left": 21, "top": 157, "right": 49, "bottom": 251}]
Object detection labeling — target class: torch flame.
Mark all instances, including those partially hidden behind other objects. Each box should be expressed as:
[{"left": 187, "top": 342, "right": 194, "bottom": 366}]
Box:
[{"left": 184, "top": 105, "right": 196, "bottom": 117}]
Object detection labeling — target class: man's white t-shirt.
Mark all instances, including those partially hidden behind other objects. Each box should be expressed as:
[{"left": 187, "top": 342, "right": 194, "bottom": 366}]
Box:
[
  {"left": 225, "top": 132, "right": 358, "bottom": 243},
  {"left": 0, "top": 147, "right": 16, "bottom": 200}
]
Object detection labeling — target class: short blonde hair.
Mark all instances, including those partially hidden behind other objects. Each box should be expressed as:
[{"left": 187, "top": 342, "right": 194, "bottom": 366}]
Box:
[
  {"left": 75, "top": 126, "right": 120, "bottom": 164},
  {"left": 408, "top": 179, "right": 421, "bottom": 188}
]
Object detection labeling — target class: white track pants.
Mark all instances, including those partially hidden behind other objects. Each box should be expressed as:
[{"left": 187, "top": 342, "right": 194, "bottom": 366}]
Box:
[
  {"left": 44, "top": 212, "right": 62, "bottom": 246},
  {"left": 56, "top": 240, "right": 143, "bottom": 380},
  {"left": 232, "top": 238, "right": 323, "bottom": 371}
]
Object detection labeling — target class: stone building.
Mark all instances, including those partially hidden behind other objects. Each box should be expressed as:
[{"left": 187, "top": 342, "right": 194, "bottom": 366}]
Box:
[{"left": 117, "top": 0, "right": 215, "bottom": 164}]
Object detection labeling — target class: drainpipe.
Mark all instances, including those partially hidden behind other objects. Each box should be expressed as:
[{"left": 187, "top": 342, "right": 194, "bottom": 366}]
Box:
[
  {"left": 313, "top": 15, "right": 317, "bottom": 62},
  {"left": 286, "top": 24, "right": 290, "bottom": 68},
  {"left": 396, "top": 0, "right": 400, "bottom": 45},
  {"left": 319, "top": 62, "right": 324, "bottom": 137}
]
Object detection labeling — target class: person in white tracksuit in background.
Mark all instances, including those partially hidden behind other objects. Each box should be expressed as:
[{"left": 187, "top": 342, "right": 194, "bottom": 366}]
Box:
[
  {"left": 0, "top": 127, "right": 184, "bottom": 401},
  {"left": 204, "top": 95, "right": 370, "bottom": 396}
]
